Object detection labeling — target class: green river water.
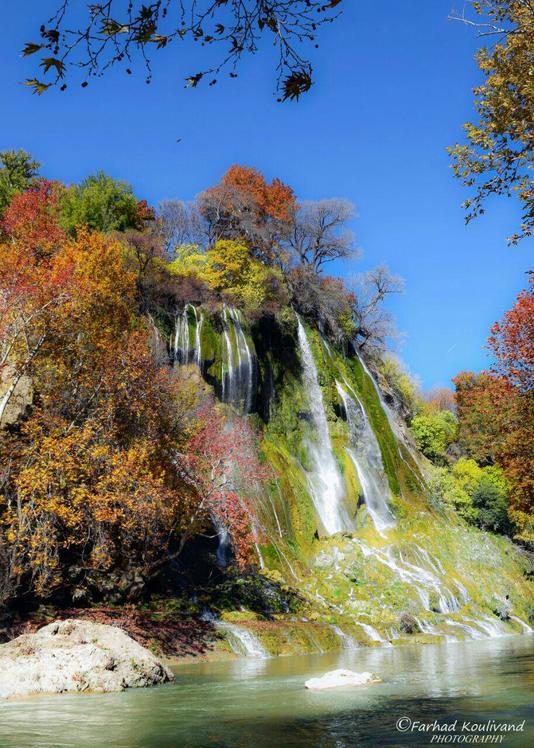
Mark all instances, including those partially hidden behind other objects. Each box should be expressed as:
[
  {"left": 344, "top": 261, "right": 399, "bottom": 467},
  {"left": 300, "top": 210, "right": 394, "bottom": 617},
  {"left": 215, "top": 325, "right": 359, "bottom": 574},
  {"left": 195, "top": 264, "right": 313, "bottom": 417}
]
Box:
[{"left": 1, "top": 635, "right": 533, "bottom": 748}]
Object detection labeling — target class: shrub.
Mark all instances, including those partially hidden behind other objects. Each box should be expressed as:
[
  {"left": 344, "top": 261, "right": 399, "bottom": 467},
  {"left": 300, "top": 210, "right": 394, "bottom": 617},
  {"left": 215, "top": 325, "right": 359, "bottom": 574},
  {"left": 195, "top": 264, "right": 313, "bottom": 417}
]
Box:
[
  {"left": 411, "top": 411, "right": 458, "bottom": 464},
  {"left": 472, "top": 468, "right": 510, "bottom": 534},
  {"left": 428, "top": 467, "right": 477, "bottom": 522}
]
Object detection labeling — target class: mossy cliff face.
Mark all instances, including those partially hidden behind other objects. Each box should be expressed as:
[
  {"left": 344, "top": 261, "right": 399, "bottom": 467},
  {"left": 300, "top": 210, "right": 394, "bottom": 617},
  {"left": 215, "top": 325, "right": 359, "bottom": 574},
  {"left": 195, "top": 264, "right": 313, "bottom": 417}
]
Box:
[{"left": 169, "top": 307, "right": 534, "bottom": 657}]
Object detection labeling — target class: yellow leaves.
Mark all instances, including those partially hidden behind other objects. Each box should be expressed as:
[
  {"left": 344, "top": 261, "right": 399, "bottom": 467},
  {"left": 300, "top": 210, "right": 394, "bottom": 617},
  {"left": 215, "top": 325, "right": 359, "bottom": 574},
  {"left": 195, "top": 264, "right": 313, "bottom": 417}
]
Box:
[
  {"left": 21, "top": 42, "right": 44, "bottom": 56},
  {"left": 168, "top": 243, "right": 209, "bottom": 279},
  {"left": 24, "top": 79, "right": 52, "bottom": 95}
]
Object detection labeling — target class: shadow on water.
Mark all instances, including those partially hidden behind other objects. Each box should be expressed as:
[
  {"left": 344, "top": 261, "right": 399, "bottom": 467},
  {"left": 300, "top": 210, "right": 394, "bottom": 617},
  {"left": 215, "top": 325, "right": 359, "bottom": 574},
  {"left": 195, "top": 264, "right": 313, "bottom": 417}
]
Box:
[{"left": 1, "top": 635, "right": 533, "bottom": 748}]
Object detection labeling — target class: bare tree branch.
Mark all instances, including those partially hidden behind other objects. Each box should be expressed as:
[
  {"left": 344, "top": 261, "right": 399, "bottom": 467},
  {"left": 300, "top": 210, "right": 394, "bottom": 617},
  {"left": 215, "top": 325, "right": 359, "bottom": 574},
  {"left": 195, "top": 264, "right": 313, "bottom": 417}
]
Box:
[{"left": 22, "top": 0, "right": 343, "bottom": 100}]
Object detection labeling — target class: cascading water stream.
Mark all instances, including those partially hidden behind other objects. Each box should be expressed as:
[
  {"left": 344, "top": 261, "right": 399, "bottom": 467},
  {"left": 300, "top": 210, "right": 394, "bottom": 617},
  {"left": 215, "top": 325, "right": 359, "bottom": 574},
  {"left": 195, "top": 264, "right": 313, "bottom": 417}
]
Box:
[
  {"left": 214, "top": 521, "right": 232, "bottom": 567},
  {"left": 331, "top": 624, "right": 359, "bottom": 650},
  {"left": 336, "top": 381, "right": 395, "bottom": 534},
  {"left": 510, "top": 616, "right": 533, "bottom": 633},
  {"left": 174, "top": 304, "right": 203, "bottom": 366},
  {"left": 221, "top": 307, "right": 255, "bottom": 412},
  {"left": 216, "top": 622, "right": 269, "bottom": 658},
  {"left": 296, "top": 317, "right": 351, "bottom": 535},
  {"left": 174, "top": 306, "right": 191, "bottom": 364},
  {"left": 356, "top": 622, "right": 392, "bottom": 646},
  {"left": 354, "top": 540, "right": 463, "bottom": 614},
  {"left": 194, "top": 308, "right": 203, "bottom": 367},
  {"left": 221, "top": 308, "right": 235, "bottom": 404}
]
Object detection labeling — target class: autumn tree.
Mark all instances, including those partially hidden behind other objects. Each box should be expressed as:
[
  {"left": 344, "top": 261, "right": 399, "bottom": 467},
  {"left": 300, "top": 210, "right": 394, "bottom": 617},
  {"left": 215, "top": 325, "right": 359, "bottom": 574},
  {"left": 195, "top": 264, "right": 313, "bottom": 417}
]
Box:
[
  {"left": 198, "top": 165, "right": 295, "bottom": 262},
  {"left": 0, "top": 184, "right": 70, "bottom": 425},
  {"left": 453, "top": 371, "right": 502, "bottom": 465},
  {"left": 449, "top": 0, "right": 534, "bottom": 243},
  {"left": 176, "top": 402, "right": 269, "bottom": 569},
  {"left": 488, "top": 273, "right": 534, "bottom": 391},
  {"left": 1, "top": 179, "right": 66, "bottom": 256},
  {"left": 423, "top": 387, "right": 456, "bottom": 414},
  {"left": 0, "top": 213, "right": 201, "bottom": 603},
  {"left": 453, "top": 276, "right": 534, "bottom": 541},
  {"left": 22, "top": 1, "right": 342, "bottom": 100},
  {"left": 0, "top": 149, "right": 40, "bottom": 214}
]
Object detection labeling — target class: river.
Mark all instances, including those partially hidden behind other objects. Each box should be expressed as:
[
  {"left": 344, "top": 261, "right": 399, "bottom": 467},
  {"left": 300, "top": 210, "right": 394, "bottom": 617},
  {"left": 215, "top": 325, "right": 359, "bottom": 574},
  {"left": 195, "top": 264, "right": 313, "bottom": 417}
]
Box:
[{"left": 1, "top": 635, "right": 532, "bottom": 747}]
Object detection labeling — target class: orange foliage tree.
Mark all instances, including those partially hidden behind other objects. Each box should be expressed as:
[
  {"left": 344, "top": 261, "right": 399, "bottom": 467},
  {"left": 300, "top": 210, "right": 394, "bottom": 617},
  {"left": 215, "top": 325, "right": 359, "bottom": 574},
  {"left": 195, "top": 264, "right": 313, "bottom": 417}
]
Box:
[
  {"left": 199, "top": 165, "right": 295, "bottom": 263},
  {"left": 0, "top": 188, "right": 207, "bottom": 604},
  {"left": 453, "top": 275, "right": 534, "bottom": 541}
]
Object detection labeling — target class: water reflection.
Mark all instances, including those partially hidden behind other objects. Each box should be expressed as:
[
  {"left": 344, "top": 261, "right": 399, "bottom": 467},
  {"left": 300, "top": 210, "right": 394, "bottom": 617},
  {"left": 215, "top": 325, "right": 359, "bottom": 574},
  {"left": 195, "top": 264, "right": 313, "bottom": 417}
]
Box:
[{"left": 1, "top": 635, "right": 532, "bottom": 747}]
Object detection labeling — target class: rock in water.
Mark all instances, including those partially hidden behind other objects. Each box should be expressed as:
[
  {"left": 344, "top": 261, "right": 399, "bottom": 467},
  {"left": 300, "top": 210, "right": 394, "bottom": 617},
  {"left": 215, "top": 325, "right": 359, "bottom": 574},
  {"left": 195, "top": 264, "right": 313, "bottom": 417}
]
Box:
[
  {"left": 304, "top": 668, "right": 380, "bottom": 690},
  {"left": 0, "top": 619, "right": 174, "bottom": 699}
]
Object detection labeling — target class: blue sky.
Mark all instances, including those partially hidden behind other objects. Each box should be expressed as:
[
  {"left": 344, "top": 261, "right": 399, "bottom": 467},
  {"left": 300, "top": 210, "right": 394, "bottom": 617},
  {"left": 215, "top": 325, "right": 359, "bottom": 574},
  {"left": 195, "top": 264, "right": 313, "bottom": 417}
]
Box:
[{"left": 1, "top": 1, "right": 530, "bottom": 389}]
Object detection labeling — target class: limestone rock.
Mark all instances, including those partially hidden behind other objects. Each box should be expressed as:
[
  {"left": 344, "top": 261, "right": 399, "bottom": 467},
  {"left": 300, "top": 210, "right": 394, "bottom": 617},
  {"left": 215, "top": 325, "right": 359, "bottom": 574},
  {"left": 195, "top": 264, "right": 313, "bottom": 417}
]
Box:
[
  {"left": 0, "top": 619, "right": 173, "bottom": 699},
  {"left": 304, "top": 668, "right": 380, "bottom": 690}
]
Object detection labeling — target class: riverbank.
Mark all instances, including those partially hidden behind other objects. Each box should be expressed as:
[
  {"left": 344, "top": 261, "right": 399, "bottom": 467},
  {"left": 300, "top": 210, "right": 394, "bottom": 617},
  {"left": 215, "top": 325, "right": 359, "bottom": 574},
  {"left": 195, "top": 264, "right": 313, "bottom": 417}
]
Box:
[{"left": 4, "top": 605, "right": 532, "bottom": 672}]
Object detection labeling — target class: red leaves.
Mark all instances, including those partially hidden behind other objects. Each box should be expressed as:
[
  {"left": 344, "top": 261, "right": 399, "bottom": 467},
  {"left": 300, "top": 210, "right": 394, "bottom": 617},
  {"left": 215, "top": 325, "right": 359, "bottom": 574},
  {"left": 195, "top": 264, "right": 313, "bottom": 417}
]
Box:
[
  {"left": 487, "top": 274, "right": 534, "bottom": 393},
  {"left": 180, "top": 402, "right": 269, "bottom": 568},
  {"left": 1, "top": 179, "right": 66, "bottom": 257},
  {"left": 136, "top": 198, "right": 156, "bottom": 224},
  {"left": 221, "top": 164, "right": 296, "bottom": 224},
  {"left": 453, "top": 277, "right": 534, "bottom": 539}
]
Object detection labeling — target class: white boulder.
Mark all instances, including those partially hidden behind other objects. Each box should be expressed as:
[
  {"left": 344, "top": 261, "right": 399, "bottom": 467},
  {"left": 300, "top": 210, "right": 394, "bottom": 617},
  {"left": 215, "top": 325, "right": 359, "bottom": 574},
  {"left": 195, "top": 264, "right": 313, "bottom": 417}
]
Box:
[
  {"left": 0, "top": 619, "right": 174, "bottom": 699},
  {"left": 305, "top": 668, "right": 380, "bottom": 690}
]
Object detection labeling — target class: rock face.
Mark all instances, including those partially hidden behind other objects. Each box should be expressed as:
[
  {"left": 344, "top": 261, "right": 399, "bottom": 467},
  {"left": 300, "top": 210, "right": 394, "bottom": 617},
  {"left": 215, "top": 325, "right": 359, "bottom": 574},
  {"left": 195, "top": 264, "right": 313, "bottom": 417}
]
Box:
[
  {"left": 304, "top": 668, "right": 380, "bottom": 690},
  {"left": 0, "top": 619, "right": 174, "bottom": 699}
]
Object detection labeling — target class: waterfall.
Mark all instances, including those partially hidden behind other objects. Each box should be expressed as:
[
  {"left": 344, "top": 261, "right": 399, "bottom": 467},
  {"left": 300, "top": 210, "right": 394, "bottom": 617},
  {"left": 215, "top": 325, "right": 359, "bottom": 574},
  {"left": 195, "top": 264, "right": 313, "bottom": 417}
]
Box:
[
  {"left": 296, "top": 317, "right": 351, "bottom": 536},
  {"left": 510, "top": 616, "right": 533, "bottom": 633},
  {"left": 217, "top": 622, "right": 269, "bottom": 658},
  {"left": 444, "top": 619, "right": 485, "bottom": 639},
  {"left": 336, "top": 381, "right": 395, "bottom": 534},
  {"left": 174, "top": 306, "right": 191, "bottom": 364},
  {"left": 215, "top": 523, "right": 232, "bottom": 567},
  {"left": 331, "top": 624, "right": 359, "bottom": 649},
  {"left": 221, "top": 307, "right": 255, "bottom": 412},
  {"left": 194, "top": 308, "right": 203, "bottom": 367},
  {"left": 414, "top": 618, "right": 458, "bottom": 641},
  {"left": 356, "top": 622, "right": 392, "bottom": 646},
  {"left": 174, "top": 304, "right": 202, "bottom": 367}
]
